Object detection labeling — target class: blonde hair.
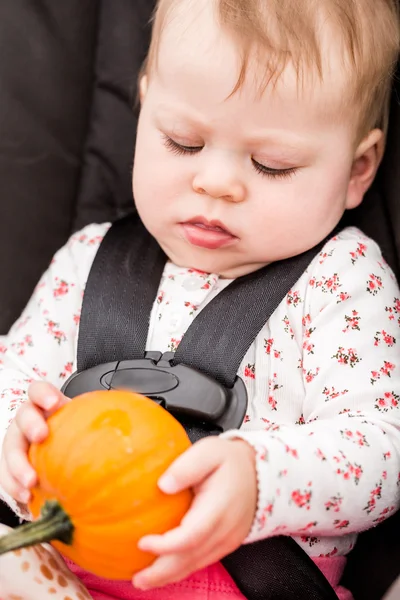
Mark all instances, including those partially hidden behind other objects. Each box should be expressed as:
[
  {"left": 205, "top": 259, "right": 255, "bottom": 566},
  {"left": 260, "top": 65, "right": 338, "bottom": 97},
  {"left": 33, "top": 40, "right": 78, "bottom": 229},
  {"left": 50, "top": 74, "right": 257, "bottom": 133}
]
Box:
[{"left": 143, "top": 0, "right": 400, "bottom": 141}]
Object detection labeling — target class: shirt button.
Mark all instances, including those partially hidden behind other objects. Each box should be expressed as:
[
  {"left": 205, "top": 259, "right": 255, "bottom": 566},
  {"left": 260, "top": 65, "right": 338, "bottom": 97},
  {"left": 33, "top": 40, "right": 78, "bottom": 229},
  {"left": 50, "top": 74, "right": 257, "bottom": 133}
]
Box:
[{"left": 183, "top": 277, "right": 203, "bottom": 291}]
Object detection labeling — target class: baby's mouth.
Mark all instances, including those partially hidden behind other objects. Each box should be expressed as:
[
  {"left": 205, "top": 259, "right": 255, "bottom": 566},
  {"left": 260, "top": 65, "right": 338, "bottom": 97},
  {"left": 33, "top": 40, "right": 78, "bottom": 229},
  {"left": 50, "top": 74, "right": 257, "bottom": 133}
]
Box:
[
  {"left": 180, "top": 217, "right": 238, "bottom": 250},
  {"left": 194, "top": 222, "right": 226, "bottom": 232}
]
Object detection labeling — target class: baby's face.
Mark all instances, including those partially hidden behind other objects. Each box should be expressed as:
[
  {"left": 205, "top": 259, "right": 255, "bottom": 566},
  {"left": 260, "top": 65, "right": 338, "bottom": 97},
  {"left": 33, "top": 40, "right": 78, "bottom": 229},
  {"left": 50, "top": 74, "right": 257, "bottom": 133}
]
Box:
[{"left": 133, "top": 2, "right": 362, "bottom": 278}]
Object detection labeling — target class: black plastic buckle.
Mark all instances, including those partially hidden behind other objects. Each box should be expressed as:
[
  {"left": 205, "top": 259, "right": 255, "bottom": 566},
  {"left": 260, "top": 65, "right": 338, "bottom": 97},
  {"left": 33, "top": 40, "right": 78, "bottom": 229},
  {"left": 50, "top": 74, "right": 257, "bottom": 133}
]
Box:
[{"left": 61, "top": 352, "right": 247, "bottom": 432}]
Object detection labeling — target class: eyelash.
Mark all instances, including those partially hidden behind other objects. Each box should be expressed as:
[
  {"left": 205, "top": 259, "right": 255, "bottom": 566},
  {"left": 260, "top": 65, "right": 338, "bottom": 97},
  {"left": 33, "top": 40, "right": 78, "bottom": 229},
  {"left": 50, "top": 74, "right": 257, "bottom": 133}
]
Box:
[
  {"left": 162, "top": 135, "right": 201, "bottom": 156},
  {"left": 162, "top": 135, "right": 297, "bottom": 180}
]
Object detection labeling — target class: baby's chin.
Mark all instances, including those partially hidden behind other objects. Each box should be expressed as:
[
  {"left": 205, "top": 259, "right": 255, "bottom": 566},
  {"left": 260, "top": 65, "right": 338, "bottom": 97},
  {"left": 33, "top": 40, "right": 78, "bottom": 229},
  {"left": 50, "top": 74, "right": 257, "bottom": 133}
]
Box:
[{"left": 161, "top": 240, "right": 268, "bottom": 279}]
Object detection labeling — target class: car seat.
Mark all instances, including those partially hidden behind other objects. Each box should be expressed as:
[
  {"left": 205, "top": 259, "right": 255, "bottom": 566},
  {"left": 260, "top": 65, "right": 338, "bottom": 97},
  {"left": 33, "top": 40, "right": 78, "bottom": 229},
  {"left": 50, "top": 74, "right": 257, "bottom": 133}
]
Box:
[{"left": 0, "top": 2, "right": 399, "bottom": 599}]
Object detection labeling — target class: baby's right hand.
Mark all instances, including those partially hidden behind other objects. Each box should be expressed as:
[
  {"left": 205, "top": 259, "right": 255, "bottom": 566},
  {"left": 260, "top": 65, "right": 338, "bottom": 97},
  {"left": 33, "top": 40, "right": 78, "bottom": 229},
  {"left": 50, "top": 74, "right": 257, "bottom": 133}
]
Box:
[{"left": 0, "top": 381, "right": 69, "bottom": 505}]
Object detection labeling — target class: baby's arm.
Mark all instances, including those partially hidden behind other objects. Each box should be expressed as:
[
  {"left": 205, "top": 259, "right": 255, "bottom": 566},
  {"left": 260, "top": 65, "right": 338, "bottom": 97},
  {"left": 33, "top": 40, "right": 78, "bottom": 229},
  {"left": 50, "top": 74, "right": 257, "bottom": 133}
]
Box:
[
  {"left": 0, "top": 524, "right": 93, "bottom": 600},
  {"left": 0, "top": 225, "right": 108, "bottom": 596},
  {"left": 222, "top": 233, "right": 400, "bottom": 545},
  {"left": 0, "top": 223, "right": 108, "bottom": 515}
]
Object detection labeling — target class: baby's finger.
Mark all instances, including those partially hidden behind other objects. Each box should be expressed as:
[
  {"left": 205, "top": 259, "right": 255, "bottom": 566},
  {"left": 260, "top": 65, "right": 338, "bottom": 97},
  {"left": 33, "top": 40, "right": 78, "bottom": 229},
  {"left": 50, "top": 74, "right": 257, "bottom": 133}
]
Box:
[
  {"left": 133, "top": 552, "right": 193, "bottom": 591},
  {"left": 3, "top": 439, "right": 37, "bottom": 490},
  {"left": 136, "top": 528, "right": 241, "bottom": 591},
  {"left": 139, "top": 490, "right": 223, "bottom": 554},
  {"left": 14, "top": 401, "right": 49, "bottom": 442},
  {"left": 28, "top": 380, "right": 68, "bottom": 414},
  {"left": 158, "top": 437, "right": 224, "bottom": 494},
  {"left": 0, "top": 461, "right": 30, "bottom": 504},
  {"left": 2, "top": 423, "right": 37, "bottom": 489}
]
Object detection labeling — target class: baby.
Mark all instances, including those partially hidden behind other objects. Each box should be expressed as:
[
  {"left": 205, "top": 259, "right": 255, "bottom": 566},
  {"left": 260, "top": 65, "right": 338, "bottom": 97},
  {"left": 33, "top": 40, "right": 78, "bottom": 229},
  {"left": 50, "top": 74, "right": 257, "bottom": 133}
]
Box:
[{"left": 0, "top": 0, "right": 400, "bottom": 599}]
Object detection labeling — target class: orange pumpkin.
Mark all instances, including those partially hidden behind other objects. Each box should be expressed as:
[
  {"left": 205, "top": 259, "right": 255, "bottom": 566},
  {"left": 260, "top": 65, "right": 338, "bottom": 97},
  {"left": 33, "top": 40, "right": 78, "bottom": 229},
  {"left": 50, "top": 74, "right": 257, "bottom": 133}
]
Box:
[{"left": 0, "top": 390, "right": 192, "bottom": 579}]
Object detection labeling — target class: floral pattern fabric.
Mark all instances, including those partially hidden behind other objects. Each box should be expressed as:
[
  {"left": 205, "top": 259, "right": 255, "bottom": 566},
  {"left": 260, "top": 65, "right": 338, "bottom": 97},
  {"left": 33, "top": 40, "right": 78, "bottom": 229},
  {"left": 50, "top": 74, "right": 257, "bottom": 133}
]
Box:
[{"left": 1, "top": 223, "right": 400, "bottom": 560}]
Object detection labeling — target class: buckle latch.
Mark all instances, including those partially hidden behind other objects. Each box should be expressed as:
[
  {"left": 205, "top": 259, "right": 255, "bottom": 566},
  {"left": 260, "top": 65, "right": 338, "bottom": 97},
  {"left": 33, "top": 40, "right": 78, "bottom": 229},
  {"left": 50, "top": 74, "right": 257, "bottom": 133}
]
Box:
[{"left": 61, "top": 351, "right": 247, "bottom": 432}]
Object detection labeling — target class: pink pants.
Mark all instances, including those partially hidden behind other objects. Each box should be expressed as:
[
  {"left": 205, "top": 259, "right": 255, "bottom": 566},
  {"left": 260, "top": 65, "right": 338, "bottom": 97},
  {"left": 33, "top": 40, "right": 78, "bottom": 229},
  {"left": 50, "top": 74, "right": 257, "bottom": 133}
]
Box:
[{"left": 67, "top": 556, "right": 353, "bottom": 600}]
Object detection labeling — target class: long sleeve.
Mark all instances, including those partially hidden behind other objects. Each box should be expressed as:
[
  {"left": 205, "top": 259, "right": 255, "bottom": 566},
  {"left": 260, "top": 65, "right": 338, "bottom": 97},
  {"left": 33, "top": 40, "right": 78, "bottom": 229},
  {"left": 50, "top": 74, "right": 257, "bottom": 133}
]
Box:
[
  {"left": 2, "top": 221, "right": 399, "bottom": 558},
  {"left": 0, "top": 223, "right": 109, "bottom": 516},
  {"left": 223, "top": 231, "right": 400, "bottom": 551}
]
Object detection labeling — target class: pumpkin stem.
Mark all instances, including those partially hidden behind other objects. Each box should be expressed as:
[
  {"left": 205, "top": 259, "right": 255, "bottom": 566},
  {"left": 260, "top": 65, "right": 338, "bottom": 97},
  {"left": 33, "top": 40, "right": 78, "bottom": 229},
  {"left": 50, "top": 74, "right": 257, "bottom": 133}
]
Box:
[{"left": 0, "top": 500, "right": 74, "bottom": 555}]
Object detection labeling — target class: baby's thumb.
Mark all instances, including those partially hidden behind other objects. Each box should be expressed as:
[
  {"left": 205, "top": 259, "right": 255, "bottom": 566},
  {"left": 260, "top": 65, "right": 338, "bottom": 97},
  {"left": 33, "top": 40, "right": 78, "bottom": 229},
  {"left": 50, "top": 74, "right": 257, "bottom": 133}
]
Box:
[
  {"left": 158, "top": 437, "right": 221, "bottom": 494},
  {"left": 28, "top": 380, "right": 69, "bottom": 415}
]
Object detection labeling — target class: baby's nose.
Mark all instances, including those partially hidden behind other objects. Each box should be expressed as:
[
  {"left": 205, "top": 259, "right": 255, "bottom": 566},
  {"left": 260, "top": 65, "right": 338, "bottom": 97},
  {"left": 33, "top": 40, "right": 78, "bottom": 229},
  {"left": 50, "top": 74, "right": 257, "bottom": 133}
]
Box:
[{"left": 192, "top": 156, "right": 246, "bottom": 203}]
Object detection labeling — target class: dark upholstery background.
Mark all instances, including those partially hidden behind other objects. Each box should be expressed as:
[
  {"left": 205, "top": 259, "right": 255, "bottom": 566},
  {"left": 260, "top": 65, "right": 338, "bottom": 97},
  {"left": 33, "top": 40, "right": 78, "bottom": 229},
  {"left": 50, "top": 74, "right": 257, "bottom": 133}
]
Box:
[{"left": 0, "top": 0, "right": 154, "bottom": 333}]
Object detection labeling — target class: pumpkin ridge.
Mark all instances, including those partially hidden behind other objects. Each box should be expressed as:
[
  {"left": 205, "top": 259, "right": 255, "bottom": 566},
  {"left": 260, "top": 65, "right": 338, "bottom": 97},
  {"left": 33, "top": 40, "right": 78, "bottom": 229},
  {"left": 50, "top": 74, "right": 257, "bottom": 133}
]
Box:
[{"left": 70, "top": 446, "right": 187, "bottom": 521}]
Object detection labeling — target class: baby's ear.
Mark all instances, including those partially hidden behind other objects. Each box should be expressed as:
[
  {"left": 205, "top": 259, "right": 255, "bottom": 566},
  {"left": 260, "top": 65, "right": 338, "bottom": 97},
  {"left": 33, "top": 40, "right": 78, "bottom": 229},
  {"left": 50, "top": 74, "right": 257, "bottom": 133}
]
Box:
[
  {"left": 345, "top": 129, "right": 384, "bottom": 210},
  {"left": 139, "top": 75, "right": 148, "bottom": 104}
]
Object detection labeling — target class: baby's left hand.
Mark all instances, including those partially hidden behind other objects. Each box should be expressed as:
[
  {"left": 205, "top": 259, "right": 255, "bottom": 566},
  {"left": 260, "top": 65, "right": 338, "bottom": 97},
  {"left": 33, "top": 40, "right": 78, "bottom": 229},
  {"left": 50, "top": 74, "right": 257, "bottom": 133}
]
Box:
[{"left": 133, "top": 436, "right": 257, "bottom": 590}]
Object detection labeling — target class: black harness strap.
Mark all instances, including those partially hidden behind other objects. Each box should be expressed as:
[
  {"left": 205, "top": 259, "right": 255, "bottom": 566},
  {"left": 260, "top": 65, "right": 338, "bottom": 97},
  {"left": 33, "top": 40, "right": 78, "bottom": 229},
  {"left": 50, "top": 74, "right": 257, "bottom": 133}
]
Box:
[
  {"left": 78, "top": 216, "right": 166, "bottom": 372},
  {"left": 173, "top": 244, "right": 326, "bottom": 388},
  {"left": 76, "top": 213, "right": 339, "bottom": 600},
  {"left": 222, "top": 539, "right": 338, "bottom": 600}
]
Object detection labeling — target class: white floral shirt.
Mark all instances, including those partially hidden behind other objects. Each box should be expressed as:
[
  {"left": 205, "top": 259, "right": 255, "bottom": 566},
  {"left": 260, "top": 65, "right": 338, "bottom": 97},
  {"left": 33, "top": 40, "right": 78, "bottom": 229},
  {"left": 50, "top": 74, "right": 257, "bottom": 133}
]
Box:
[{"left": 1, "top": 223, "right": 400, "bottom": 561}]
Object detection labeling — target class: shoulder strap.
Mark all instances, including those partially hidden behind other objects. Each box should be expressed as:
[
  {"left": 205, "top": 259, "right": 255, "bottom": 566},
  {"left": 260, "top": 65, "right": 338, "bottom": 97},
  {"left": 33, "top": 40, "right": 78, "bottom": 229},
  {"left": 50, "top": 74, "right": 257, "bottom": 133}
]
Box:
[
  {"left": 78, "top": 213, "right": 326, "bottom": 381},
  {"left": 173, "top": 244, "right": 324, "bottom": 388},
  {"left": 77, "top": 214, "right": 166, "bottom": 372}
]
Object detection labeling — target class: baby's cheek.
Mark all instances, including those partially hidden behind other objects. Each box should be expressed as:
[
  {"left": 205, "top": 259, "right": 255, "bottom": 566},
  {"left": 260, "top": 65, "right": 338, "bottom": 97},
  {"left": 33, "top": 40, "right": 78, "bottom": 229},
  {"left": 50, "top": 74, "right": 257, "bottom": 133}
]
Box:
[{"left": 0, "top": 524, "right": 92, "bottom": 600}]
